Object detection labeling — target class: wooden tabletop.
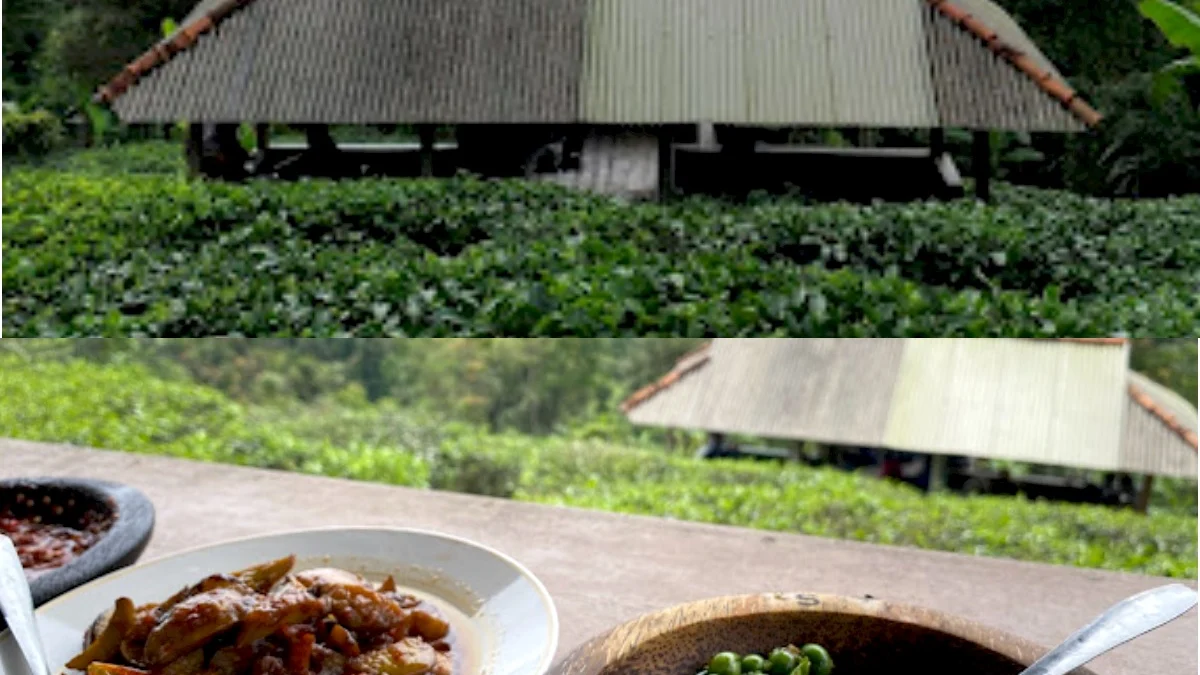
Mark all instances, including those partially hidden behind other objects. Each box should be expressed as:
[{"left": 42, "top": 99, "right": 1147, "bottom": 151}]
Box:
[{"left": 3, "top": 439, "right": 1196, "bottom": 675}]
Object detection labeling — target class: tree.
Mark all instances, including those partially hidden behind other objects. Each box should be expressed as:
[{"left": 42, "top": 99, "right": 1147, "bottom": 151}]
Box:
[
  {"left": 1139, "top": 0, "right": 1200, "bottom": 110},
  {"left": 1130, "top": 339, "right": 1198, "bottom": 407}
]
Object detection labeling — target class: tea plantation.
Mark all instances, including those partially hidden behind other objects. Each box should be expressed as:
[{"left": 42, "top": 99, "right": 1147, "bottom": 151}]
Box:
[
  {"left": 4, "top": 142, "right": 1199, "bottom": 336},
  {"left": 0, "top": 353, "right": 1194, "bottom": 578}
]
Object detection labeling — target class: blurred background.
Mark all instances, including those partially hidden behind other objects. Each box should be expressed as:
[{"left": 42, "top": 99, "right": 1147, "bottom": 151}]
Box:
[{"left": 0, "top": 338, "right": 1194, "bottom": 579}]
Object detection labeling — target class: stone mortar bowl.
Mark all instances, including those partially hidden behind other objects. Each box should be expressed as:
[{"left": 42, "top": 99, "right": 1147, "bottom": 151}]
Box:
[
  {"left": 550, "top": 593, "right": 1097, "bottom": 675},
  {"left": 0, "top": 477, "right": 154, "bottom": 626}
]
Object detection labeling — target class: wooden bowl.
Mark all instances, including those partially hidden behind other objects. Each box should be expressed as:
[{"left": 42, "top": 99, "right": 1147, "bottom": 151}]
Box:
[
  {"left": 0, "top": 478, "right": 154, "bottom": 611},
  {"left": 551, "top": 593, "right": 1096, "bottom": 675}
]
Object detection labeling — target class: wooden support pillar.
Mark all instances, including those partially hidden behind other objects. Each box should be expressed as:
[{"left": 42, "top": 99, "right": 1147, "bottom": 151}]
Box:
[
  {"left": 185, "top": 123, "right": 205, "bottom": 178},
  {"left": 929, "top": 453, "right": 949, "bottom": 493},
  {"left": 930, "top": 128, "right": 945, "bottom": 156},
  {"left": 972, "top": 130, "right": 992, "bottom": 202},
  {"left": 657, "top": 126, "right": 675, "bottom": 201},
  {"left": 1134, "top": 474, "right": 1154, "bottom": 513},
  {"left": 255, "top": 123, "right": 270, "bottom": 153},
  {"left": 417, "top": 124, "right": 436, "bottom": 177}
]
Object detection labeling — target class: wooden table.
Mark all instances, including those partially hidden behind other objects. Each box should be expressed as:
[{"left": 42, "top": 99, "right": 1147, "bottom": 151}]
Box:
[{"left": 3, "top": 439, "right": 1195, "bottom": 674}]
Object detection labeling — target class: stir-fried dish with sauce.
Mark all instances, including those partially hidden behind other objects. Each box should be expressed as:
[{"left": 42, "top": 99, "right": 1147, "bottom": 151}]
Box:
[{"left": 65, "top": 556, "right": 455, "bottom": 675}]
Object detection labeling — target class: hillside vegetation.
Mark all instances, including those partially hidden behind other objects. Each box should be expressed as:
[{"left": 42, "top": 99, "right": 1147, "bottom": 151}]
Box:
[
  {"left": 4, "top": 143, "right": 1199, "bottom": 337},
  {"left": 1, "top": 353, "right": 1194, "bottom": 578}
]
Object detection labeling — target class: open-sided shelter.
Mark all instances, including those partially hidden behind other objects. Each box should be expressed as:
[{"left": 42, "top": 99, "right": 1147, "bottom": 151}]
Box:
[
  {"left": 622, "top": 339, "right": 1197, "bottom": 505},
  {"left": 96, "top": 0, "right": 1102, "bottom": 198}
]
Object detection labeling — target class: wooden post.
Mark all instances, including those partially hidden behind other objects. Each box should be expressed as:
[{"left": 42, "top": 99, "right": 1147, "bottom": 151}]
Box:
[
  {"left": 255, "top": 123, "right": 270, "bottom": 154},
  {"left": 929, "top": 453, "right": 949, "bottom": 492},
  {"left": 972, "top": 130, "right": 991, "bottom": 202},
  {"left": 657, "top": 126, "right": 674, "bottom": 201},
  {"left": 185, "top": 123, "right": 205, "bottom": 178},
  {"left": 930, "top": 128, "right": 945, "bottom": 156},
  {"left": 417, "top": 124, "right": 436, "bottom": 177},
  {"left": 1134, "top": 474, "right": 1154, "bottom": 513}
]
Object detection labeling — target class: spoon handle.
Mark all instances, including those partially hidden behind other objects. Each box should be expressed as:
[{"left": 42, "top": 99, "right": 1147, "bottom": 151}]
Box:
[
  {"left": 0, "top": 536, "right": 52, "bottom": 675},
  {"left": 1019, "top": 583, "right": 1198, "bottom": 675}
]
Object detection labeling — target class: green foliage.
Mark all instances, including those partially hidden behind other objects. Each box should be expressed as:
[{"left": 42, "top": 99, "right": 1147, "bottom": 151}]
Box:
[
  {"left": 2, "top": 106, "right": 64, "bottom": 158},
  {"left": 996, "top": 0, "right": 1178, "bottom": 81},
  {"left": 0, "top": 354, "right": 1194, "bottom": 578},
  {"left": 991, "top": 0, "right": 1200, "bottom": 196},
  {"left": 43, "top": 139, "right": 186, "bottom": 175},
  {"left": 0, "top": 353, "right": 431, "bottom": 486},
  {"left": 1138, "top": 0, "right": 1200, "bottom": 110},
  {"left": 1062, "top": 73, "right": 1200, "bottom": 196},
  {"left": 1131, "top": 339, "right": 1199, "bottom": 406},
  {"left": 4, "top": 153, "right": 1199, "bottom": 336},
  {"left": 428, "top": 446, "right": 522, "bottom": 498}
]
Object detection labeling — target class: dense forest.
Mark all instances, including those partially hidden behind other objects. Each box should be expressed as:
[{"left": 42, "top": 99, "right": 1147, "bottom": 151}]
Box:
[{"left": 4, "top": 0, "right": 1199, "bottom": 195}]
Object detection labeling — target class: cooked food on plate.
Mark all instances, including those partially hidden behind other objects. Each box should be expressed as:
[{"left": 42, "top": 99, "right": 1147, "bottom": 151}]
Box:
[
  {"left": 698, "top": 643, "right": 834, "bottom": 675},
  {"left": 64, "top": 556, "right": 456, "bottom": 675}
]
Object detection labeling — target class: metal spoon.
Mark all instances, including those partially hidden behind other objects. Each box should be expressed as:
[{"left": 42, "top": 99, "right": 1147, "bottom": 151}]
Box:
[
  {"left": 0, "top": 536, "right": 52, "bottom": 675},
  {"left": 1019, "top": 583, "right": 1198, "bottom": 675}
]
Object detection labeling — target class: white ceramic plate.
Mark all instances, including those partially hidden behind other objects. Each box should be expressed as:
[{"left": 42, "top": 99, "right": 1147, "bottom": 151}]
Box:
[{"left": 0, "top": 527, "right": 558, "bottom": 675}]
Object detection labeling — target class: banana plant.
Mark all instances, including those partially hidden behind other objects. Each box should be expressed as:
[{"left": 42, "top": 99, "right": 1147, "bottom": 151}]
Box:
[{"left": 1138, "top": 0, "right": 1200, "bottom": 109}]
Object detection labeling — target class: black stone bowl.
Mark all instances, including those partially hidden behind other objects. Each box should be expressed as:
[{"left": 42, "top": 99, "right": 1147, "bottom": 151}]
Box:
[{"left": 0, "top": 478, "right": 154, "bottom": 627}]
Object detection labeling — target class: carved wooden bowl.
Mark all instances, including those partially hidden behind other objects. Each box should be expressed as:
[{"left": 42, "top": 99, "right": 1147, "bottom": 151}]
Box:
[{"left": 551, "top": 593, "right": 1096, "bottom": 675}]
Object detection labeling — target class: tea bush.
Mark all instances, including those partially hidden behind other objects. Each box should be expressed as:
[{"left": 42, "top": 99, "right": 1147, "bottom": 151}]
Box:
[
  {"left": 0, "top": 354, "right": 1195, "bottom": 578},
  {"left": 4, "top": 143, "right": 1200, "bottom": 336},
  {"left": 2, "top": 106, "right": 64, "bottom": 158}
]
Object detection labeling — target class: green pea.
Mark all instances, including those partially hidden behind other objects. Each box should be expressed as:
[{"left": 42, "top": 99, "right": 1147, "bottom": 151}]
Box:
[
  {"left": 799, "top": 644, "right": 832, "bottom": 675},
  {"left": 767, "top": 648, "right": 798, "bottom": 675},
  {"left": 788, "top": 655, "right": 811, "bottom": 675},
  {"left": 741, "top": 654, "right": 766, "bottom": 672},
  {"left": 709, "top": 652, "right": 742, "bottom": 675}
]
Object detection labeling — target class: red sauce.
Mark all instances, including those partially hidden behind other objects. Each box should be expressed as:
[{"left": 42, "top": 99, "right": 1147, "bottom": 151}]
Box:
[{"left": 0, "top": 515, "right": 111, "bottom": 580}]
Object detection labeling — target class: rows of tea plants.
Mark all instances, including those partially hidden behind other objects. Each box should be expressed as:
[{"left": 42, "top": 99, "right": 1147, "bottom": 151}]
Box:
[
  {"left": 3, "top": 143, "right": 1199, "bottom": 336},
  {"left": 0, "top": 354, "right": 1194, "bottom": 578}
]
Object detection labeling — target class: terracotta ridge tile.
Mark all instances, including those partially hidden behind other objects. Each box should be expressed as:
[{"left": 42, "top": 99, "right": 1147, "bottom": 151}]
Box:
[
  {"left": 620, "top": 341, "right": 713, "bottom": 413},
  {"left": 1128, "top": 382, "right": 1199, "bottom": 451},
  {"left": 925, "top": 0, "right": 1103, "bottom": 128},
  {"left": 94, "top": 0, "right": 260, "bottom": 104}
]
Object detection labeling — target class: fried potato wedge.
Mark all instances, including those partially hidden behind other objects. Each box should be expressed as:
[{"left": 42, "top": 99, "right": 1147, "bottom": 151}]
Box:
[
  {"left": 349, "top": 638, "right": 438, "bottom": 675},
  {"left": 144, "top": 588, "right": 248, "bottom": 666},
  {"left": 86, "top": 664, "right": 150, "bottom": 675},
  {"left": 233, "top": 555, "right": 295, "bottom": 594},
  {"left": 67, "top": 598, "right": 136, "bottom": 670}
]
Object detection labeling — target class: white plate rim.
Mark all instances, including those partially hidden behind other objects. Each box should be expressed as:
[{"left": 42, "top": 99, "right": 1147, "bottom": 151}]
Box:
[{"left": 2, "top": 525, "right": 560, "bottom": 675}]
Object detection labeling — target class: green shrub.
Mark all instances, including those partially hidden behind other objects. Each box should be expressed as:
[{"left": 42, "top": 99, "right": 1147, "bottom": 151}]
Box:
[
  {"left": 47, "top": 140, "right": 185, "bottom": 175},
  {"left": 0, "top": 354, "right": 431, "bottom": 486},
  {"left": 0, "top": 354, "right": 1195, "bottom": 578},
  {"left": 4, "top": 156, "right": 1198, "bottom": 337},
  {"left": 2, "top": 106, "right": 64, "bottom": 158},
  {"left": 428, "top": 446, "right": 522, "bottom": 498}
]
